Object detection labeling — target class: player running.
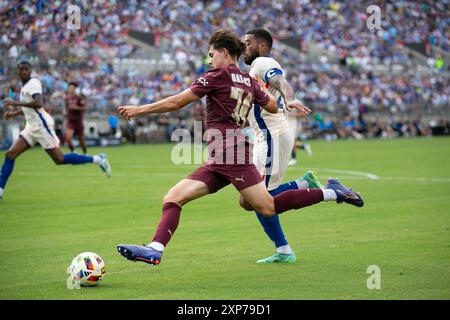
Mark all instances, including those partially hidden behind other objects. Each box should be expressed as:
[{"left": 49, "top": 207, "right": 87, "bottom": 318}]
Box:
[
  {"left": 64, "top": 82, "right": 88, "bottom": 154},
  {"left": 243, "top": 29, "right": 318, "bottom": 263},
  {"left": 0, "top": 61, "right": 111, "bottom": 200},
  {"left": 116, "top": 29, "right": 363, "bottom": 266}
]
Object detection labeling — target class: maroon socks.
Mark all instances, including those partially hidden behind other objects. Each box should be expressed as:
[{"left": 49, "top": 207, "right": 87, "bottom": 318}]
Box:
[
  {"left": 151, "top": 189, "right": 323, "bottom": 248},
  {"left": 274, "top": 188, "right": 324, "bottom": 214},
  {"left": 151, "top": 202, "right": 182, "bottom": 247}
]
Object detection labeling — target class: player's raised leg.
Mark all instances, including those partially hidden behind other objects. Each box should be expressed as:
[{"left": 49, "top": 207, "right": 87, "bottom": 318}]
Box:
[
  {"left": 241, "top": 170, "right": 323, "bottom": 211},
  {"left": 117, "top": 177, "right": 213, "bottom": 265},
  {"left": 240, "top": 177, "right": 363, "bottom": 218},
  {"left": 45, "top": 147, "right": 112, "bottom": 177},
  {"left": 0, "top": 136, "right": 30, "bottom": 200}
]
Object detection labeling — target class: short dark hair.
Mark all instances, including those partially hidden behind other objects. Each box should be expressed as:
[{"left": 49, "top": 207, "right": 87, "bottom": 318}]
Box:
[
  {"left": 17, "top": 61, "right": 32, "bottom": 68},
  {"left": 209, "top": 29, "right": 246, "bottom": 59},
  {"left": 246, "top": 28, "right": 273, "bottom": 50},
  {"left": 68, "top": 81, "right": 78, "bottom": 87}
]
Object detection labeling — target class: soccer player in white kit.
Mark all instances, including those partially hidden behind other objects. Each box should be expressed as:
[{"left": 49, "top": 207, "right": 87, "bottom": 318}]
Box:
[
  {"left": 0, "top": 61, "right": 111, "bottom": 200},
  {"left": 243, "top": 29, "right": 322, "bottom": 263}
]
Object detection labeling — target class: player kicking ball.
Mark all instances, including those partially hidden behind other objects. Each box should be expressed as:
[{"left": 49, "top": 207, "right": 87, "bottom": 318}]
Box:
[
  {"left": 116, "top": 29, "right": 363, "bottom": 266},
  {"left": 0, "top": 61, "right": 111, "bottom": 200}
]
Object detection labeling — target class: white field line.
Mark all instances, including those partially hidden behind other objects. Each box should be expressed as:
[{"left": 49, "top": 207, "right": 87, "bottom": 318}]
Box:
[
  {"left": 311, "top": 168, "right": 380, "bottom": 180},
  {"left": 290, "top": 167, "right": 450, "bottom": 184}
]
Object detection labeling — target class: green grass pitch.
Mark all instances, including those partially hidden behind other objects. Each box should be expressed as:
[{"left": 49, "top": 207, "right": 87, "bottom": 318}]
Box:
[{"left": 0, "top": 137, "right": 449, "bottom": 299}]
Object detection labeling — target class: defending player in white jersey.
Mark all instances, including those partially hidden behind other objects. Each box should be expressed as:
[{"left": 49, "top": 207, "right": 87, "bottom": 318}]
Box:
[
  {"left": 243, "top": 29, "right": 322, "bottom": 263},
  {"left": 0, "top": 61, "right": 111, "bottom": 200}
]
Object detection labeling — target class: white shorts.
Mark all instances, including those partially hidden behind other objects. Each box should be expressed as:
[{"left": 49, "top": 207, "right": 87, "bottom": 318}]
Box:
[
  {"left": 252, "top": 130, "right": 294, "bottom": 191},
  {"left": 20, "top": 124, "right": 60, "bottom": 150}
]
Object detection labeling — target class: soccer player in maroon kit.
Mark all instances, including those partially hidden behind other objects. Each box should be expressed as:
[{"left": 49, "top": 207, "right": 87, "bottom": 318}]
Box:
[
  {"left": 116, "top": 29, "right": 363, "bottom": 265},
  {"left": 64, "top": 82, "right": 87, "bottom": 154}
]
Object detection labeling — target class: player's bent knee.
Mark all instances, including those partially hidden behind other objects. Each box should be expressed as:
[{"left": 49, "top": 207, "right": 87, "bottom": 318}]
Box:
[
  {"left": 53, "top": 157, "right": 65, "bottom": 165},
  {"left": 239, "top": 197, "right": 254, "bottom": 211},
  {"left": 251, "top": 201, "right": 276, "bottom": 217},
  {"left": 5, "top": 150, "right": 16, "bottom": 160},
  {"left": 257, "top": 208, "right": 275, "bottom": 218},
  {"left": 162, "top": 193, "right": 183, "bottom": 207}
]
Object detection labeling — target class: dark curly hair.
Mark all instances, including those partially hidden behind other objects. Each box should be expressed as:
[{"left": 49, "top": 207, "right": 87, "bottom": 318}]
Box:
[{"left": 208, "top": 29, "right": 246, "bottom": 59}]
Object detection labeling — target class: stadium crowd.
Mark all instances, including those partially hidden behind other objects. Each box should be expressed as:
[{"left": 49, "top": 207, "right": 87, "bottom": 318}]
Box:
[{"left": 1, "top": 0, "right": 449, "bottom": 144}]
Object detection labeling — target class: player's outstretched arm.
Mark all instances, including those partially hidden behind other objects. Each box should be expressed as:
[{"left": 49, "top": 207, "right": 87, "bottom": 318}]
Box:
[
  {"left": 268, "top": 74, "right": 311, "bottom": 115},
  {"left": 2, "top": 94, "right": 44, "bottom": 109},
  {"left": 118, "top": 89, "right": 199, "bottom": 120}
]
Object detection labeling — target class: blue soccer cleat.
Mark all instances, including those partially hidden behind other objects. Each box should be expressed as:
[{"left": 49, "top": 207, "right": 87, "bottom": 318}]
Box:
[
  {"left": 117, "top": 244, "right": 162, "bottom": 265},
  {"left": 326, "top": 178, "right": 364, "bottom": 207}
]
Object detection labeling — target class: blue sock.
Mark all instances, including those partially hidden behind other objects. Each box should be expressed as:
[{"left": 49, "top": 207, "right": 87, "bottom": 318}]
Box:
[
  {"left": 255, "top": 180, "right": 299, "bottom": 248},
  {"left": 0, "top": 156, "right": 15, "bottom": 189},
  {"left": 269, "top": 181, "right": 299, "bottom": 196},
  {"left": 63, "top": 153, "right": 94, "bottom": 165}
]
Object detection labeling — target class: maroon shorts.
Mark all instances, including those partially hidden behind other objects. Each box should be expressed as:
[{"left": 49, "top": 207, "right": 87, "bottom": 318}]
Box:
[
  {"left": 67, "top": 120, "right": 84, "bottom": 136},
  {"left": 187, "top": 163, "right": 263, "bottom": 193}
]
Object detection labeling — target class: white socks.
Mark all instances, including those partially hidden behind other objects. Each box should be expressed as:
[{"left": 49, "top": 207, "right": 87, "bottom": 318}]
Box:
[
  {"left": 294, "top": 180, "right": 337, "bottom": 201},
  {"left": 277, "top": 245, "right": 293, "bottom": 255},
  {"left": 92, "top": 155, "right": 103, "bottom": 164},
  {"left": 295, "top": 179, "right": 309, "bottom": 189},
  {"left": 322, "top": 189, "right": 337, "bottom": 201},
  {"left": 147, "top": 242, "right": 164, "bottom": 252}
]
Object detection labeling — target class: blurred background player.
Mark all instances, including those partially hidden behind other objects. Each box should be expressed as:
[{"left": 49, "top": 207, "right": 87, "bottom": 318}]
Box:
[
  {"left": 0, "top": 61, "right": 111, "bottom": 200},
  {"left": 287, "top": 109, "right": 312, "bottom": 166},
  {"left": 243, "top": 28, "right": 320, "bottom": 263},
  {"left": 64, "top": 82, "right": 88, "bottom": 154}
]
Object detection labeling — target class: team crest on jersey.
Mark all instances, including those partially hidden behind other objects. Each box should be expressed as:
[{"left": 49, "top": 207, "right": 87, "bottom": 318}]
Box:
[{"left": 196, "top": 77, "right": 209, "bottom": 86}]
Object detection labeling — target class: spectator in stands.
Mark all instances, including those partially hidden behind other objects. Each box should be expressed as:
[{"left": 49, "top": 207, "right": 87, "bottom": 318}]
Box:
[{"left": 108, "top": 112, "right": 119, "bottom": 136}]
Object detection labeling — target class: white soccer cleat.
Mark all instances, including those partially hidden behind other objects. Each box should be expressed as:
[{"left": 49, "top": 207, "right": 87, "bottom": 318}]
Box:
[
  {"left": 98, "top": 153, "right": 112, "bottom": 177},
  {"left": 288, "top": 158, "right": 297, "bottom": 166}
]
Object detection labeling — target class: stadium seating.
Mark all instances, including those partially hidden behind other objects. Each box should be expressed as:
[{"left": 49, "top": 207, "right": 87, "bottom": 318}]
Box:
[{"left": 0, "top": 0, "right": 449, "bottom": 146}]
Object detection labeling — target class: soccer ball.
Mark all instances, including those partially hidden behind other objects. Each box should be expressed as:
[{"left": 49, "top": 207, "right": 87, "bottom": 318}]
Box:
[{"left": 67, "top": 252, "right": 106, "bottom": 288}]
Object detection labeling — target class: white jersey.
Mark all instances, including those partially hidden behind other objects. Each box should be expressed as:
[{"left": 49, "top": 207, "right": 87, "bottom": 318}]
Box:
[
  {"left": 19, "top": 77, "right": 60, "bottom": 149},
  {"left": 247, "top": 57, "right": 293, "bottom": 190},
  {"left": 247, "top": 57, "right": 290, "bottom": 141},
  {"left": 20, "top": 77, "right": 54, "bottom": 131}
]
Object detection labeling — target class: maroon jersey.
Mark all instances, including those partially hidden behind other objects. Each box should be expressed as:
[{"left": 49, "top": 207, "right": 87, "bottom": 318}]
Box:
[
  {"left": 64, "top": 94, "right": 85, "bottom": 122},
  {"left": 190, "top": 64, "right": 270, "bottom": 164}
]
